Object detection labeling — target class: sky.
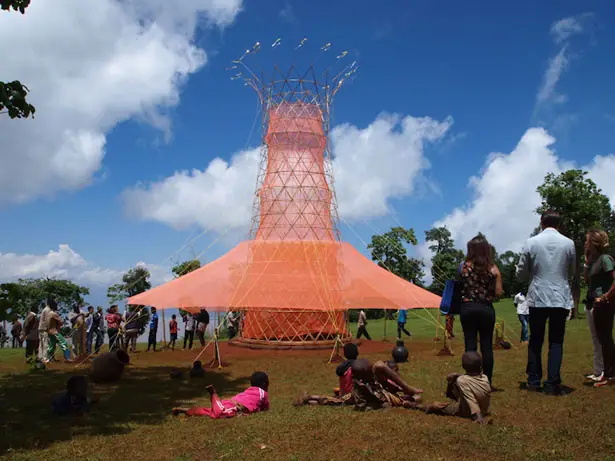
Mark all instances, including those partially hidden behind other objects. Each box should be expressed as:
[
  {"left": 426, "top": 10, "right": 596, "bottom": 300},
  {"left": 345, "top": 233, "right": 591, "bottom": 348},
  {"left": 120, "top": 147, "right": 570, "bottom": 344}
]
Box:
[{"left": 1, "top": 0, "right": 615, "bottom": 309}]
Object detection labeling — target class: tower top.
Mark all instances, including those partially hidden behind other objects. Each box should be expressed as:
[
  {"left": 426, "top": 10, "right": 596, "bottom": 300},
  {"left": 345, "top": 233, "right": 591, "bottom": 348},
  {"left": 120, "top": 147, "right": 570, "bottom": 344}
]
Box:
[{"left": 226, "top": 37, "right": 358, "bottom": 109}]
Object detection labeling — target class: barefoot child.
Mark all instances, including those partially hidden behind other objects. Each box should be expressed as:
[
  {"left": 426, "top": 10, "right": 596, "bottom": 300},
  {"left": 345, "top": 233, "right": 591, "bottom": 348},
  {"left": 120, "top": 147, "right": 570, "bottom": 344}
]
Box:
[
  {"left": 296, "top": 359, "right": 422, "bottom": 409},
  {"left": 52, "top": 376, "right": 98, "bottom": 416},
  {"left": 172, "top": 371, "right": 269, "bottom": 418},
  {"left": 412, "top": 351, "right": 491, "bottom": 424},
  {"left": 335, "top": 343, "right": 359, "bottom": 396},
  {"left": 169, "top": 315, "right": 178, "bottom": 351}
]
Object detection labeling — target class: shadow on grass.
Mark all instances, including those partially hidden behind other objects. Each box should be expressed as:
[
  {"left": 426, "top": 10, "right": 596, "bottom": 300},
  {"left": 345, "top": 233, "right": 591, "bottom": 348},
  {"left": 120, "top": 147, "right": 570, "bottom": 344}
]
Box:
[{"left": 0, "top": 363, "right": 249, "bottom": 456}]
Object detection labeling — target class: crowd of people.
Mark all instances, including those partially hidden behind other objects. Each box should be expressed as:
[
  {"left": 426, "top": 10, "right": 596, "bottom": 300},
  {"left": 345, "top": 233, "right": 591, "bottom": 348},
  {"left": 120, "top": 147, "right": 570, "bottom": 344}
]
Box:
[{"left": 5, "top": 302, "right": 243, "bottom": 363}]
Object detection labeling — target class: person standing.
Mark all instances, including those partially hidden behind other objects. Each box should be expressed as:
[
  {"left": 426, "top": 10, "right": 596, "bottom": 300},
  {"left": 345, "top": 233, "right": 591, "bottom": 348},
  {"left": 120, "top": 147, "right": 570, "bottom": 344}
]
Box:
[
  {"left": 106, "top": 305, "right": 122, "bottom": 352},
  {"left": 517, "top": 210, "right": 575, "bottom": 394},
  {"left": 38, "top": 302, "right": 52, "bottom": 362},
  {"left": 11, "top": 319, "right": 23, "bottom": 348},
  {"left": 123, "top": 307, "right": 140, "bottom": 353},
  {"left": 47, "top": 300, "right": 72, "bottom": 362},
  {"left": 583, "top": 229, "right": 615, "bottom": 388},
  {"left": 356, "top": 310, "right": 371, "bottom": 340},
  {"left": 514, "top": 292, "right": 530, "bottom": 344},
  {"left": 85, "top": 306, "right": 95, "bottom": 354},
  {"left": 458, "top": 235, "right": 503, "bottom": 386},
  {"left": 69, "top": 305, "right": 86, "bottom": 358},
  {"left": 396, "top": 308, "right": 412, "bottom": 339},
  {"left": 169, "top": 314, "right": 179, "bottom": 350},
  {"left": 183, "top": 313, "right": 195, "bottom": 350},
  {"left": 147, "top": 307, "right": 159, "bottom": 352},
  {"left": 23, "top": 305, "right": 40, "bottom": 362},
  {"left": 93, "top": 306, "right": 105, "bottom": 354},
  {"left": 196, "top": 309, "right": 209, "bottom": 347}
]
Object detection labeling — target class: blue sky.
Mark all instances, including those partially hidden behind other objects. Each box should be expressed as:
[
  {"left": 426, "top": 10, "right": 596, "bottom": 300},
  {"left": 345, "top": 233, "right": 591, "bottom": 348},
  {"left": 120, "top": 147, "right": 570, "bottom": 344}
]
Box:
[{"left": 1, "top": 0, "right": 615, "bottom": 308}]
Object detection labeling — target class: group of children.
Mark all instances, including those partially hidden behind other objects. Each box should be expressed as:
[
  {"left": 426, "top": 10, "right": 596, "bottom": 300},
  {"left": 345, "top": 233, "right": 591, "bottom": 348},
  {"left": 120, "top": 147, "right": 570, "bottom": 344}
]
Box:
[{"left": 167, "top": 342, "right": 491, "bottom": 424}]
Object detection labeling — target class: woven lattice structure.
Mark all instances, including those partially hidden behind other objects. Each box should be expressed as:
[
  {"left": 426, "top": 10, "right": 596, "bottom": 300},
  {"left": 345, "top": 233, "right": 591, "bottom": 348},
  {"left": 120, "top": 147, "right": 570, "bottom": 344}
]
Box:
[
  {"left": 127, "top": 46, "right": 443, "bottom": 350},
  {"left": 236, "top": 66, "right": 349, "bottom": 347}
]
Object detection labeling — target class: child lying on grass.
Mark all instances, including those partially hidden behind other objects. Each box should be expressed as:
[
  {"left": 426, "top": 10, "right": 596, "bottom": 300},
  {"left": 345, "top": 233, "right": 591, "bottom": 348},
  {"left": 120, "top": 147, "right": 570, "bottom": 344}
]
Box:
[
  {"left": 296, "top": 359, "right": 423, "bottom": 410},
  {"left": 410, "top": 351, "right": 491, "bottom": 424},
  {"left": 52, "top": 376, "right": 98, "bottom": 416},
  {"left": 172, "top": 371, "right": 269, "bottom": 419}
]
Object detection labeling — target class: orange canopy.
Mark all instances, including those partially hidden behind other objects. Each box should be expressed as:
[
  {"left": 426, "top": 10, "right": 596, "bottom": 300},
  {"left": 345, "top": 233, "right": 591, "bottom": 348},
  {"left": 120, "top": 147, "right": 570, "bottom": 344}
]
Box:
[{"left": 127, "top": 240, "right": 441, "bottom": 312}]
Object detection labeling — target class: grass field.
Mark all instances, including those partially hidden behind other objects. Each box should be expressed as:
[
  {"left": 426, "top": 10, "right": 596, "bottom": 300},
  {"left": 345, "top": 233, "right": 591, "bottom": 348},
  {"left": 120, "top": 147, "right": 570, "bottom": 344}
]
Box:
[{"left": 1, "top": 299, "right": 615, "bottom": 461}]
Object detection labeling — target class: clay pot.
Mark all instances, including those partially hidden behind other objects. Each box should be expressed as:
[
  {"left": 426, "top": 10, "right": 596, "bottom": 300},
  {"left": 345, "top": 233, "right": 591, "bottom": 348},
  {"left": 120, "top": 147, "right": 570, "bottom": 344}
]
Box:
[
  {"left": 392, "top": 340, "right": 409, "bottom": 363},
  {"left": 89, "top": 350, "right": 129, "bottom": 383}
]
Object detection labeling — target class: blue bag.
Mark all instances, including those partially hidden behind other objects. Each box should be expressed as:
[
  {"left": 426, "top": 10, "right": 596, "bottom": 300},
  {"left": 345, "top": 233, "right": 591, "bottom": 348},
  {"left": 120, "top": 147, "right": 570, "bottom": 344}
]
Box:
[{"left": 439, "top": 262, "right": 464, "bottom": 315}]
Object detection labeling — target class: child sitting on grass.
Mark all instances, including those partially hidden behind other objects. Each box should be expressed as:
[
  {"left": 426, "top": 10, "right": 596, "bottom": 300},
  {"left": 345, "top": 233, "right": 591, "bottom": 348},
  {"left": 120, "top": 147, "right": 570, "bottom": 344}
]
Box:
[
  {"left": 410, "top": 351, "right": 491, "bottom": 424},
  {"left": 296, "top": 359, "right": 422, "bottom": 409},
  {"left": 52, "top": 376, "right": 98, "bottom": 416},
  {"left": 172, "top": 371, "right": 269, "bottom": 419},
  {"left": 334, "top": 343, "right": 359, "bottom": 396}
]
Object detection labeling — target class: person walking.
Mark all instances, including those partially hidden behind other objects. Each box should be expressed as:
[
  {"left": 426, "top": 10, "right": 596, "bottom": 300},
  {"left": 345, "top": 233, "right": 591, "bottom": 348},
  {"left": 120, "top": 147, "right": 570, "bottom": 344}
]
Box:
[
  {"left": 356, "top": 310, "right": 371, "bottom": 340},
  {"left": 11, "top": 319, "right": 23, "bottom": 348},
  {"left": 583, "top": 229, "right": 615, "bottom": 388},
  {"left": 514, "top": 292, "right": 530, "bottom": 345},
  {"left": 396, "top": 308, "right": 412, "bottom": 339},
  {"left": 458, "top": 235, "right": 503, "bottom": 387},
  {"left": 517, "top": 210, "right": 575, "bottom": 395}
]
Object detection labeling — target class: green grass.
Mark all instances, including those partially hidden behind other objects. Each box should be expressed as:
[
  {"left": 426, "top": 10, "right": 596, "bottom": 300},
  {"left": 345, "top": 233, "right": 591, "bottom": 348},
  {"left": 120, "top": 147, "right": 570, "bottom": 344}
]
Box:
[{"left": 1, "top": 300, "right": 614, "bottom": 461}]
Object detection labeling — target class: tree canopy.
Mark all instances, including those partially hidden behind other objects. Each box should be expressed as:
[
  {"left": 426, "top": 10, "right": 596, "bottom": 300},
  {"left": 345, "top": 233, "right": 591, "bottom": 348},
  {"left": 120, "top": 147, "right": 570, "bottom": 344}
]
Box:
[
  {"left": 424, "top": 226, "right": 464, "bottom": 295},
  {"left": 171, "top": 259, "right": 201, "bottom": 278},
  {"left": 0, "top": 278, "right": 89, "bottom": 321},
  {"left": 367, "top": 226, "right": 425, "bottom": 286},
  {"left": 536, "top": 169, "right": 614, "bottom": 317},
  {"left": 1, "top": 0, "right": 35, "bottom": 119},
  {"left": 107, "top": 266, "right": 152, "bottom": 335}
]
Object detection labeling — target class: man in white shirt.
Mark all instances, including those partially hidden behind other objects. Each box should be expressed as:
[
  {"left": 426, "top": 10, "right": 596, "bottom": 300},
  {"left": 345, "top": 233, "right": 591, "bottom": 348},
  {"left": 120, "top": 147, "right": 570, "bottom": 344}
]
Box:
[
  {"left": 517, "top": 210, "right": 575, "bottom": 394},
  {"left": 356, "top": 310, "right": 371, "bottom": 340},
  {"left": 38, "top": 302, "right": 52, "bottom": 362},
  {"left": 513, "top": 292, "right": 529, "bottom": 344}
]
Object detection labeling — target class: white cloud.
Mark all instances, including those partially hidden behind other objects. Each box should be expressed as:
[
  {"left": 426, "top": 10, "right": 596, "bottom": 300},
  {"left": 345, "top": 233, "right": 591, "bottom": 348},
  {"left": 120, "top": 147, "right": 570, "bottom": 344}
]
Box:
[
  {"left": 0, "top": 0, "right": 242, "bottom": 206},
  {"left": 122, "top": 113, "right": 452, "bottom": 231},
  {"left": 0, "top": 245, "right": 172, "bottom": 287},
  {"left": 432, "top": 128, "right": 615, "bottom": 255},
  {"left": 550, "top": 15, "right": 588, "bottom": 44},
  {"left": 535, "top": 13, "right": 593, "bottom": 117}
]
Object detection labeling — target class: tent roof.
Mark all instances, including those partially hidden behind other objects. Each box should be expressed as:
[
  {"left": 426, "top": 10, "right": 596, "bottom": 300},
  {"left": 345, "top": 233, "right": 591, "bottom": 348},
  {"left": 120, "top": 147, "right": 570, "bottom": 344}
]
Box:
[{"left": 127, "top": 240, "right": 441, "bottom": 311}]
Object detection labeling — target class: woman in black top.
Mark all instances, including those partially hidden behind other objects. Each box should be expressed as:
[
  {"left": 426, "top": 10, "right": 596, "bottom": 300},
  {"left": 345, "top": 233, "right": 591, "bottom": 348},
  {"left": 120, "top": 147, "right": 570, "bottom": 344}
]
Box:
[{"left": 458, "top": 235, "right": 503, "bottom": 385}]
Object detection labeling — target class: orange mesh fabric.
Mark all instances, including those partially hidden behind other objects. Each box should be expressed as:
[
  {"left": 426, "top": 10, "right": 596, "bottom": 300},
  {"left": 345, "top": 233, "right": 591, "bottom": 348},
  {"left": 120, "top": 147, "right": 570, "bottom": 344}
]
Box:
[
  {"left": 127, "top": 241, "right": 442, "bottom": 311},
  {"left": 256, "top": 102, "right": 334, "bottom": 241},
  {"left": 241, "top": 310, "right": 347, "bottom": 341}
]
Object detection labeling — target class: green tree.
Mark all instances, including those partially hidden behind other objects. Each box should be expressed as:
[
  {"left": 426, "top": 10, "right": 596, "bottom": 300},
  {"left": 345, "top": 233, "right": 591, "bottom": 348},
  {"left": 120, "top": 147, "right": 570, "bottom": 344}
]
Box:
[
  {"left": 497, "top": 251, "right": 528, "bottom": 298},
  {"left": 424, "top": 226, "right": 464, "bottom": 295},
  {"left": 107, "top": 266, "right": 152, "bottom": 334},
  {"left": 368, "top": 226, "right": 425, "bottom": 285},
  {"left": 1, "top": 0, "right": 35, "bottom": 119},
  {"left": 536, "top": 170, "right": 614, "bottom": 318},
  {"left": 0, "top": 278, "right": 89, "bottom": 320},
  {"left": 171, "top": 259, "right": 201, "bottom": 278}
]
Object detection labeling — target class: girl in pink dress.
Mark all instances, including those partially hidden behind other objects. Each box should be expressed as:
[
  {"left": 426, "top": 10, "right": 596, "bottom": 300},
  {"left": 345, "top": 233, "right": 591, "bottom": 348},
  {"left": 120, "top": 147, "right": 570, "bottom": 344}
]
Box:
[{"left": 172, "top": 372, "right": 269, "bottom": 419}]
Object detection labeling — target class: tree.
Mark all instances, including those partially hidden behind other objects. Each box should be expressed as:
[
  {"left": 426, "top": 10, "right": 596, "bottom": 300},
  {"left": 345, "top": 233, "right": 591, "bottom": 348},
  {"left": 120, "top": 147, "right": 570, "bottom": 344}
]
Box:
[
  {"left": 171, "top": 259, "right": 201, "bottom": 278},
  {"left": 368, "top": 226, "right": 425, "bottom": 286},
  {"left": 1, "top": 0, "right": 35, "bottom": 119},
  {"left": 497, "top": 251, "right": 528, "bottom": 298},
  {"left": 0, "top": 278, "right": 89, "bottom": 320},
  {"left": 107, "top": 266, "right": 152, "bottom": 334},
  {"left": 536, "top": 170, "right": 614, "bottom": 318},
  {"left": 424, "top": 226, "right": 464, "bottom": 295}
]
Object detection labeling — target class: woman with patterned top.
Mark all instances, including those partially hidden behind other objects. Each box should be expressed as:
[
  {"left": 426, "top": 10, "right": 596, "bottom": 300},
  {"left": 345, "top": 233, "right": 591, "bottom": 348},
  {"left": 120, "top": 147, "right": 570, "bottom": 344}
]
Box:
[{"left": 457, "top": 235, "right": 503, "bottom": 386}]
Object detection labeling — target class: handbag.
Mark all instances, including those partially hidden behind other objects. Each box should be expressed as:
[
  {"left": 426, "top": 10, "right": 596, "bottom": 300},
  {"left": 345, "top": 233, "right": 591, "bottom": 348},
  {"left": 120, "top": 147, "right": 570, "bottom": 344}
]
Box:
[{"left": 439, "top": 262, "right": 464, "bottom": 316}]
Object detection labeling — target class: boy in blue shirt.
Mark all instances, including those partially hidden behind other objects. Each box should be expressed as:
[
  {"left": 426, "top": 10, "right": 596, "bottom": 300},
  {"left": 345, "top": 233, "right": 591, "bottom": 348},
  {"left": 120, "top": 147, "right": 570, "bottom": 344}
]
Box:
[
  {"left": 397, "top": 309, "right": 412, "bottom": 339},
  {"left": 147, "top": 307, "right": 158, "bottom": 352}
]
